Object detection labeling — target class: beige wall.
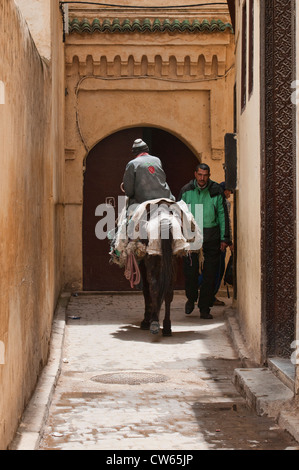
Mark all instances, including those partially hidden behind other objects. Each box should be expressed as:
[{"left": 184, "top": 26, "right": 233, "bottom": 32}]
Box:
[
  {"left": 235, "top": 1, "right": 262, "bottom": 362},
  {"left": 0, "top": 0, "right": 64, "bottom": 449},
  {"left": 15, "top": 0, "right": 51, "bottom": 59}
]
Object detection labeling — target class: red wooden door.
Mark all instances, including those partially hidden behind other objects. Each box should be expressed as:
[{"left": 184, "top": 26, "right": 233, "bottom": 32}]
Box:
[{"left": 83, "top": 128, "right": 199, "bottom": 291}]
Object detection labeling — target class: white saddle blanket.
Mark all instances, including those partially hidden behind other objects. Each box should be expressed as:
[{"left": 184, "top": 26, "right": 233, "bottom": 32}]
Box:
[{"left": 110, "top": 198, "right": 203, "bottom": 266}]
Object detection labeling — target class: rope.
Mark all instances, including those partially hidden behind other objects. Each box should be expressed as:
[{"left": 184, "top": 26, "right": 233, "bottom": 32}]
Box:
[{"left": 125, "top": 252, "right": 141, "bottom": 288}]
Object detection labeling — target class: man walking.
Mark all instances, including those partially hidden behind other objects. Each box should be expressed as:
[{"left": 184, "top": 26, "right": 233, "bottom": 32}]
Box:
[{"left": 178, "top": 163, "right": 231, "bottom": 319}]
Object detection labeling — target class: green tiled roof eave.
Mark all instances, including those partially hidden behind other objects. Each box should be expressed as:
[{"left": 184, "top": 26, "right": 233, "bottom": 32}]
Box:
[{"left": 69, "top": 18, "right": 234, "bottom": 34}]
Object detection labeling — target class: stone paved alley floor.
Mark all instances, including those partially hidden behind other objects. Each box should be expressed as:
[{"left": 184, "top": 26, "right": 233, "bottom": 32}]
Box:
[{"left": 38, "top": 293, "right": 299, "bottom": 451}]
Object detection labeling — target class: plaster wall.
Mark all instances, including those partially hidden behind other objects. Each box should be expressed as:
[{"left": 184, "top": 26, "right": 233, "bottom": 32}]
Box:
[
  {"left": 0, "top": 0, "right": 64, "bottom": 449},
  {"left": 235, "top": 1, "right": 262, "bottom": 363},
  {"left": 14, "top": 0, "right": 51, "bottom": 59}
]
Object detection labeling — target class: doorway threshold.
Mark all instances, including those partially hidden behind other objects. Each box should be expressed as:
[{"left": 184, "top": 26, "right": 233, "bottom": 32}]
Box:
[
  {"left": 77, "top": 291, "right": 143, "bottom": 295},
  {"left": 268, "top": 357, "right": 295, "bottom": 392},
  {"left": 76, "top": 290, "right": 186, "bottom": 296}
]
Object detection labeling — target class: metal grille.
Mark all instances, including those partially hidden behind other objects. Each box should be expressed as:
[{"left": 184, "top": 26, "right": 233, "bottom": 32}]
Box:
[{"left": 91, "top": 372, "right": 168, "bottom": 385}]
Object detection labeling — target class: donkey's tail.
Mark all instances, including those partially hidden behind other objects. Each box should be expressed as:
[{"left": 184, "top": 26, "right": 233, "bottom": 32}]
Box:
[{"left": 158, "top": 219, "right": 174, "bottom": 306}]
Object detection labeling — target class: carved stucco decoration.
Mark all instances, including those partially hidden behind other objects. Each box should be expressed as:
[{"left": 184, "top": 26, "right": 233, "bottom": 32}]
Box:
[{"left": 261, "top": 0, "right": 296, "bottom": 358}]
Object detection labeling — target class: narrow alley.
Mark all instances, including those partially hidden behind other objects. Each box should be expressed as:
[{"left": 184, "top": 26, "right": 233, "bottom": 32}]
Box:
[
  {"left": 16, "top": 293, "right": 298, "bottom": 451},
  {"left": 3, "top": 0, "right": 299, "bottom": 453}
]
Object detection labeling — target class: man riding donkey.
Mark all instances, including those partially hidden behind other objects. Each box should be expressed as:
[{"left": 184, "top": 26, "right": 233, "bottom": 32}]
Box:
[
  {"left": 122, "top": 138, "right": 175, "bottom": 211},
  {"left": 110, "top": 139, "right": 202, "bottom": 336}
]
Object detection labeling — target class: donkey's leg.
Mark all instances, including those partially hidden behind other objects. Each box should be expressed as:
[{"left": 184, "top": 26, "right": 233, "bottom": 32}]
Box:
[
  {"left": 163, "top": 288, "right": 173, "bottom": 337},
  {"left": 146, "top": 256, "right": 161, "bottom": 335},
  {"left": 140, "top": 260, "right": 151, "bottom": 330}
]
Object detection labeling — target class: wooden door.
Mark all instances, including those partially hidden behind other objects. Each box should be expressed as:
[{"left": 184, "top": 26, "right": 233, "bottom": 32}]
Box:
[{"left": 83, "top": 127, "right": 199, "bottom": 291}]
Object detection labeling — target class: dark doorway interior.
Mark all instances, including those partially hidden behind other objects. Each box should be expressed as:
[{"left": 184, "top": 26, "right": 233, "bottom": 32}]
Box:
[{"left": 83, "top": 127, "right": 199, "bottom": 291}]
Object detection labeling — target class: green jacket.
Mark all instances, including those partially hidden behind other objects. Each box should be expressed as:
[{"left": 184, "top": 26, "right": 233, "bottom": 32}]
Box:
[{"left": 178, "top": 179, "right": 231, "bottom": 244}]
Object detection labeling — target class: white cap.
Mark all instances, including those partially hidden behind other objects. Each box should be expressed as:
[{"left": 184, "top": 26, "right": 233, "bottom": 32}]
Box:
[{"left": 132, "top": 138, "right": 147, "bottom": 149}]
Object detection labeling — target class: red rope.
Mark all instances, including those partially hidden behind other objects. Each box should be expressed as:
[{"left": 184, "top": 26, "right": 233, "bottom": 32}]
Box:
[{"left": 125, "top": 253, "right": 141, "bottom": 288}]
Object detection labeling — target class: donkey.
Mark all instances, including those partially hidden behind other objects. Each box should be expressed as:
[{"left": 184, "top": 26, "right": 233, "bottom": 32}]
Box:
[{"left": 139, "top": 218, "right": 176, "bottom": 337}]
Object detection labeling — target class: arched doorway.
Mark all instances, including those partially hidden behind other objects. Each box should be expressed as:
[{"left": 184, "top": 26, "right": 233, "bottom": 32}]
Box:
[{"left": 83, "top": 127, "right": 200, "bottom": 291}]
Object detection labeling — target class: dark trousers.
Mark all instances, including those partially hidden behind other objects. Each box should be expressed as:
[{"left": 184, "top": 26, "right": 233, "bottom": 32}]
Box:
[
  {"left": 183, "top": 239, "right": 221, "bottom": 315},
  {"left": 214, "top": 249, "right": 226, "bottom": 296}
]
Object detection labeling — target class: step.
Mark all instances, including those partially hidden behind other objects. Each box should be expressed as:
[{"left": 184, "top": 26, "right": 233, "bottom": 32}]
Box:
[
  {"left": 233, "top": 368, "right": 294, "bottom": 419},
  {"left": 268, "top": 357, "right": 295, "bottom": 392}
]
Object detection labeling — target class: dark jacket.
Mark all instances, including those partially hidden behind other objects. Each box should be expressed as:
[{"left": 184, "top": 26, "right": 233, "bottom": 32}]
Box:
[{"left": 123, "top": 154, "right": 175, "bottom": 207}]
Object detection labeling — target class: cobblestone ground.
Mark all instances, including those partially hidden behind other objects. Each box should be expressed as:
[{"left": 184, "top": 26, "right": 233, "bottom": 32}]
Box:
[{"left": 39, "top": 293, "right": 299, "bottom": 451}]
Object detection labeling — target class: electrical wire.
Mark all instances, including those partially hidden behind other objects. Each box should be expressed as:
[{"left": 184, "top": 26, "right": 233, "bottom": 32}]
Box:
[
  {"left": 74, "top": 63, "right": 235, "bottom": 152},
  {"left": 60, "top": 1, "right": 228, "bottom": 9}
]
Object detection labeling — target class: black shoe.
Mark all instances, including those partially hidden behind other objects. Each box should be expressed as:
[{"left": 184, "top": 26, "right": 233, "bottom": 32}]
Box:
[
  {"left": 213, "top": 298, "right": 225, "bottom": 306},
  {"left": 185, "top": 300, "right": 195, "bottom": 315},
  {"left": 200, "top": 312, "right": 214, "bottom": 320}
]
